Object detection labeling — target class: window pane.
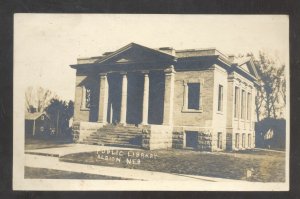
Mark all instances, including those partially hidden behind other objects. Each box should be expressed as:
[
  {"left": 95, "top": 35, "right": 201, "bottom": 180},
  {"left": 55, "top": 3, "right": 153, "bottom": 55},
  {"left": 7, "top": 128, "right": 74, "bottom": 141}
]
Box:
[
  {"left": 247, "top": 93, "right": 251, "bottom": 120},
  {"left": 218, "top": 85, "right": 223, "bottom": 111},
  {"left": 234, "top": 87, "right": 239, "bottom": 118},
  {"left": 187, "top": 83, "right": 200, "bottom": 109},
  {"left": 241, "top": 90, "right": 245, "bottom": 119}
]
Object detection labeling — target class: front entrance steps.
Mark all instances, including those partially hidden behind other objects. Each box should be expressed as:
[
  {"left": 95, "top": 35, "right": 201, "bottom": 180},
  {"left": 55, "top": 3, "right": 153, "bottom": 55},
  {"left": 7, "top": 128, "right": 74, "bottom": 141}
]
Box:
[{"left": 79, "top": 124, "right": 144, "bottom": 149}]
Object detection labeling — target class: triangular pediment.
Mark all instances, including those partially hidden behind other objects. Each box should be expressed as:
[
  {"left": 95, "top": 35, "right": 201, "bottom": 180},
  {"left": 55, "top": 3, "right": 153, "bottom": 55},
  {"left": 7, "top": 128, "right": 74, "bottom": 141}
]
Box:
[
  {"left": 236, "top": 58, "right": 259, "bottom": 79},
  {"left": 240, "top": 63, "right": 250, "bottom": 73},
  {"left": 95, "top": 43, "right": 175, "bottom": 65}
]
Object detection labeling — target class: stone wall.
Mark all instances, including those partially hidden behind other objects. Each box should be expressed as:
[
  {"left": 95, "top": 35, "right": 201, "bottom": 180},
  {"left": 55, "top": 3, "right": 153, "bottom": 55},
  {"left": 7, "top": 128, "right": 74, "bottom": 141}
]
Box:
[
  {"left": 173, "top": 69, "right": 215, "bottom": 127},
  {"left": 73, "top": 73, "right": 100, "bottom": 122},
  {"left": 172, "top": 127, "right": 218, "bottom": 151},
  {"left": 74, "top": 75, "right": 90, "bottom": 122},
  {"left": 142, "top": 125, "right": 173, "bottom": 150},
  {"left": 197, "top": 131, "right": 213, "bottom": 151},
  {"left": 72, "top": 121, "right": 104, "bottom": 142},
  {"left": 172, "top": 131, "right": 184, "bottom": 149}
]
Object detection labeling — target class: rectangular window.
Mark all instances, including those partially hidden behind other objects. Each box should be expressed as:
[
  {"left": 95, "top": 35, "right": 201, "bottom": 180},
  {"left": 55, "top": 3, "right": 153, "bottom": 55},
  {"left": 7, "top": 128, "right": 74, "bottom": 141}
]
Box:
[
  {"left": 217, "top": 132, "right": 222, "bottom": 149},
  {"left": 242, "top": 133, "right": 246, "bottom": 148},
  {"left": 85, "top": 87, "right": 91, "bottom": 108},
  {"left": 187, "top": 83, "right": 200, "bottom": 110},
  {"left": 235, "top": 133, "right": 240, "bottom": 148},
  {"left": 234, "top": 87, "right": 239, "bottom": 118},
  {"left": 241, "top": 90, "right": 246, "bottom": 119},
  {"left": 248, "top": 134, "right": 251, "bottom": 147},
  {"left": 218, "top": 85, "right": 223, "bottom": 112},
  {"left": 247, "top": 93, "right": 251, "bottom": 120}
]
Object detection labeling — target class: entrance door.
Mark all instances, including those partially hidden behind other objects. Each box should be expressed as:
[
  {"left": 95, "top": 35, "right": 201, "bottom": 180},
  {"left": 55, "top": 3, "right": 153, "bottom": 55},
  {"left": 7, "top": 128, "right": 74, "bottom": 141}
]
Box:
[{"left": 185, "top": 131, "right": 198, "bottom": 149}]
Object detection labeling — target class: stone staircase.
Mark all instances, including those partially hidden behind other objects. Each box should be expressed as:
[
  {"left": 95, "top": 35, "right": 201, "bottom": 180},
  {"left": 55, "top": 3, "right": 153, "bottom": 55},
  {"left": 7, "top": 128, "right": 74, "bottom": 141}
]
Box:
[{"left": 80, "top": 124, "right": 143, "bottom": 149}]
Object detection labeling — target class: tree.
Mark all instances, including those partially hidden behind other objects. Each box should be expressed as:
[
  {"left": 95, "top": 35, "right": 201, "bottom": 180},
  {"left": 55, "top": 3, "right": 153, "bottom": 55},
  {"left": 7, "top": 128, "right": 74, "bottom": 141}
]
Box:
[
  {"left": 25, "top": 86, "right": 57, "bottom": 113},
  {"left": 45, "top": 98, "right": 74, "bottom": 137},
  {"left": 253, "top": 51, "right": 286, "bottom": 120}
]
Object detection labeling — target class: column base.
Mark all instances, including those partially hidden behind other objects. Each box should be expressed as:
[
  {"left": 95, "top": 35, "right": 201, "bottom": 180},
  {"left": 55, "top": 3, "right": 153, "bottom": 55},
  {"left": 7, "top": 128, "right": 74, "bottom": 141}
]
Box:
[{"left": 119, "top": 122, "right": 127, "bottom": 126}]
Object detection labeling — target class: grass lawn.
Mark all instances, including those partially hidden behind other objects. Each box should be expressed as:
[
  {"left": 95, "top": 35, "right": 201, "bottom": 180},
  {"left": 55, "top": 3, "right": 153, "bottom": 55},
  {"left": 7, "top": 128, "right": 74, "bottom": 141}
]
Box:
[
  {"left": 60, "top": 149, "right": 285, "bottom": 182},
  {"left": 24, "top": 167, "right": 130, "bottom": 180},
  {"left": 25, "top": 137, "right": 73, "bottom": 150}
]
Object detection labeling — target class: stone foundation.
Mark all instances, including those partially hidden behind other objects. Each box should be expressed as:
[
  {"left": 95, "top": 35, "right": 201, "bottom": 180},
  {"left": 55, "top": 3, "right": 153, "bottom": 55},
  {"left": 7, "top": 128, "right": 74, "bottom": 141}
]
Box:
[
  {"left": 197, "top": 131, "right": 213, "bottom": 151},
  {"left": 72, "top": 121, "right": 104, "bottom": 142},
  {"left": 172, "top": 131, "right": 184, "bottom": 149},
  {"left": 72, "top": 122, "right": 252, "bottom": 152},
  {"left": 172, "top": 127, "right": 222, "bottom": 152},
  {"left": 142, "top": 125, "right": 173, "bottom": 150}
]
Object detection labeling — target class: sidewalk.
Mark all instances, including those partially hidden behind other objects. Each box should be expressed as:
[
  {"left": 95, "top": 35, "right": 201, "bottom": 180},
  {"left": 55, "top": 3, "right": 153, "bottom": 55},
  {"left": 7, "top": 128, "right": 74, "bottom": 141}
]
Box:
[{"left": 25, "top": 143, "right": 138, "bottom": 157}]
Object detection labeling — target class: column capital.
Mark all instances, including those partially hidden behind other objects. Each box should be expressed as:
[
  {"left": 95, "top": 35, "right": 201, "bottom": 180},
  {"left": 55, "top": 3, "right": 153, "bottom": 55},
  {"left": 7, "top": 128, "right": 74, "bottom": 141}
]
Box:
[
  {"left": 99, "top": 73, "right": 107, "bottom": 76},
  {"left": 120, "top": 71, "right": 127, "bottom": 75},
  {"left": 164, "top": 65, "right": 176, "bottom": 74}
]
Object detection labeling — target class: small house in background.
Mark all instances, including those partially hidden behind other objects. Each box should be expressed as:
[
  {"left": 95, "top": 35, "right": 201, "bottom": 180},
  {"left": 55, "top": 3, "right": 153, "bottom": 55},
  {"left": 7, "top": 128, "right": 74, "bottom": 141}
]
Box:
[
  {"left": 25, "top": 112, "right": 50, "bottom": 137},
  {"left": 255, "top": 118, "right": 286, "bottom": 150}
]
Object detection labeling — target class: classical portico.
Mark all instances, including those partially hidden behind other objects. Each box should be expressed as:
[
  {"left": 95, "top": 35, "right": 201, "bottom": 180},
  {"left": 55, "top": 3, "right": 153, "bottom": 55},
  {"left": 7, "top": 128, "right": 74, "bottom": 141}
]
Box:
[{"left": 96, "top": 67, "right": 175, "bottom": 127}]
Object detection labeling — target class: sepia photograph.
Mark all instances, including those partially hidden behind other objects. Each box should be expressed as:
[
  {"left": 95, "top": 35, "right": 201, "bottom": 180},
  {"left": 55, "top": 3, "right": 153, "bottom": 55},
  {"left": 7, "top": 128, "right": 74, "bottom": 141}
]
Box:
[{"left": 13, "top": 14, "right": 289, "bottom": 191}]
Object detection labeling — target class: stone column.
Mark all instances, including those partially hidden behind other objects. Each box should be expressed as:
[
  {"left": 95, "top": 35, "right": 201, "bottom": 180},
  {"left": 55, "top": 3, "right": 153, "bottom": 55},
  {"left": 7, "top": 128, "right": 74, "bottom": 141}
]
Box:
[
  {"left": 98, "top": 73, "right": 109, "bottom": 124},
  {"left": 141, "top": 71, "right": 150, "bottom": 125},
  {"left": 120, "top": 72, "right": 128, "bottom": 125},
  {"left": 163, "top": 66, "right": 176, "bottom": 126}
]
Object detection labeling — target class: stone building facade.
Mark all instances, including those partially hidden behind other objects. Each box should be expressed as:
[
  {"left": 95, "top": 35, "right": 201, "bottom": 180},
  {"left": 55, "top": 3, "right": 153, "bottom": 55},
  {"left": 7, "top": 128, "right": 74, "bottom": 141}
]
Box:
[{"left": 70, "top": 43, "right": 259, "bottom": 151}]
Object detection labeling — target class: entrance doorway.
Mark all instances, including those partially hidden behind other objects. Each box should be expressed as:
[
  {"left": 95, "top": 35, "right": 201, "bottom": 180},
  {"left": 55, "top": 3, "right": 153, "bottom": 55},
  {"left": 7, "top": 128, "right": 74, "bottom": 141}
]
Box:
[
  {"left": 148, "top": 71, "right": 165, "bottom": 124},
  {"left": 107, "top": 73, "right": 122, "bottom": 124}
]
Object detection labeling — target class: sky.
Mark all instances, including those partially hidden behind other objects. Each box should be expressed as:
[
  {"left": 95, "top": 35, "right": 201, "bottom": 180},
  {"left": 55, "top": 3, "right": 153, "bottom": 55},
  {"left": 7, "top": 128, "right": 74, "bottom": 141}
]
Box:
[{"left": 14, "top": 14, "right": 289, "bottom": 101}]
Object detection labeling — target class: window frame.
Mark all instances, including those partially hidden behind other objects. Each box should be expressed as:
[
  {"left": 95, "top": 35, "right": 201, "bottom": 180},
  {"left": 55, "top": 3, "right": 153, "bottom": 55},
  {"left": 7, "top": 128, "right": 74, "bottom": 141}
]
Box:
[
  {"left": 234, "top": 86, "right": 240, "bottom": 118},
  {"left": 241, "top": 90, "right": 246, "bottom": 119},
  {"left": 217, "top": 84, "right": 224, "bottom": 112},
  {"left": 247, "top": 92, "right": 252, "bottom": 120},
  {"left": 187, "top": 83, "right": 200, "bottom": 110},
  {"left": 182, "top": 79, "right": 204, "bottom": 113}
]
